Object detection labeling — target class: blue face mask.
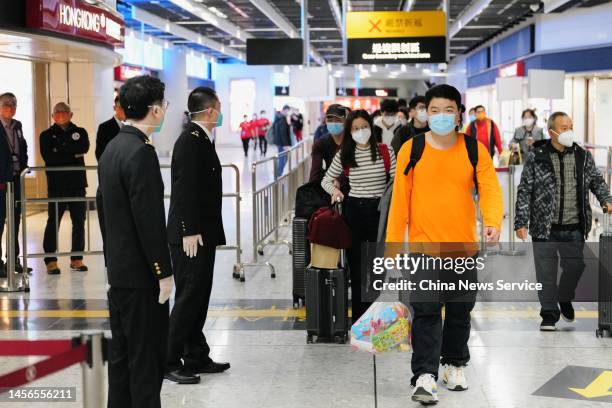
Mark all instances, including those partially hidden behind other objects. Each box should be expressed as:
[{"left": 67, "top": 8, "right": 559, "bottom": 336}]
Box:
[
  {"left": 326, "top": 122, "right": 343, "bottom": 135},
  {"left": 428, "top": 113, "right": 457, "bottom": 136},
  {"left": 469, "top": 114, "right": 476, "bottom": 123},
  {"left": 215, "top": 111, "right": 223, "bottom": 128}
]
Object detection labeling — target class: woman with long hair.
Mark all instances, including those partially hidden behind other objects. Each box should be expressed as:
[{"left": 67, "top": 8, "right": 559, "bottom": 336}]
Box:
[{"left": 321, "top": 109, "right": 396, "bottom": 321}]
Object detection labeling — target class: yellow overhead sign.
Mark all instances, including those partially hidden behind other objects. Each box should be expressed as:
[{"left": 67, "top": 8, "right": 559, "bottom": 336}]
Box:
[{"left": 346, "top": 11, "right": 446, "bottom": 39}]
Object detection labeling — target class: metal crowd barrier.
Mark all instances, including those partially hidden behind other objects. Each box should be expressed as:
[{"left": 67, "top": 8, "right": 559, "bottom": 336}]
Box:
[
  {"left": 0, "top": 332, "right": 106, "bottom": 408},
  {"left": 584, "top": 144, "right": 612, "bottom": 213},
  {"left": 0, "top": 182, "right": 21, "bottom": 292},
  {"left": 0, "top": 163, "right": 244, "bottom": 291},
  {"left": 241, "top": 139, "right": 312, "bottom": 279}
]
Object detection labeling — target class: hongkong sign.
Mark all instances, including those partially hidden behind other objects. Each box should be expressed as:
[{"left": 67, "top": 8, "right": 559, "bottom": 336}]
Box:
[{"left": 26, "top": 0, "right": 124, "bottom": 47}]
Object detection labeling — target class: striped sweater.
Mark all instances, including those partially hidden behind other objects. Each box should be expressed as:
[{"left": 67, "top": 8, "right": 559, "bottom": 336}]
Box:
[{"left": 322, "top": 145, "right": 396, "bottom": 198}]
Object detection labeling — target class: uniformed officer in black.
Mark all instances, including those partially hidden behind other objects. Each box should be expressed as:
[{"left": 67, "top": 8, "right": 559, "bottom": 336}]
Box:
[
  {"left": 0, "top": 92, "right": 28, "bottom": 277},
  {"left": 95, "top": 95, "right": 125, "bottom": 266},
  {"left": 165, "top": 87, "right": 228, "bottom": 384},
  {"left": 98, "top": 75, "right": 174, "bottom": 408},
  {"left": 40, "top": 102, "right": 89, "bottom": 275}
]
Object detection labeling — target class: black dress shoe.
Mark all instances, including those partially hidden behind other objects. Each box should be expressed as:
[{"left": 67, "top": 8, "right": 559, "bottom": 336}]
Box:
[
  {"left": 187, "top": 360, "right": 230, "bottom": 374},
  {"left": 164, "top": 368, "right": 201, "bottom": 384}
]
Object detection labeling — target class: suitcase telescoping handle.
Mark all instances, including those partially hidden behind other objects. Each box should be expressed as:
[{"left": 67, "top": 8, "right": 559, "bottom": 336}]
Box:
[
  {"left": 603, "top": 206, "right": 611, "bottom": 234},
  {"left": 332, "top": 201, "right": 346, "bottom": 268}
]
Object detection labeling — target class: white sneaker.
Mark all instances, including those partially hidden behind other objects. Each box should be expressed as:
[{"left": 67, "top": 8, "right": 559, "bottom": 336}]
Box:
[
  {"left": 441, "top": 364, "right": 468, "bottom": 391},
  {"left": 412, "top": 374, "right": 439, "bottom": 405}
]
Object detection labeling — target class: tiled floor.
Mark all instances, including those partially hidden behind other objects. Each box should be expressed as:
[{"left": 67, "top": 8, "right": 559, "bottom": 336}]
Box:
[{"left": 1, "top": 143, "right": 611, "bottom": 407}]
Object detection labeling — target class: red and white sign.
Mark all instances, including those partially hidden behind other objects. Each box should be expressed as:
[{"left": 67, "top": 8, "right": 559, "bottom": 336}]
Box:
[
  {"left": 499, "top": 61, "right": 525, "bottom": 78},
  {"left": 114, "top": 65, "right": 154, "bottom": 82},
  {"left": 26, "top": 0, "right": 124, "bottom": 47}
]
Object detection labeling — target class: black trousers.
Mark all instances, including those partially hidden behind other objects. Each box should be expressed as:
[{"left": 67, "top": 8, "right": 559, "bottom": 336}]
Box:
[
  {"left": 43, "top": 190, "right": 86, "bottom": 264},
  {"left": 96, "top": 188, "right": 107, "bottom": 266},
  {"left": 410, "top": 258, "right": 477, "bottom": 385},
  {"left": 166, "top": 242, "right": 216, "bottom": 371},
  {"left": 532, "top": 228, "right": 585, "bottom": 321},
  {"left": 343, "top": 196, "right": 380, "bottom": 322},
  {"left": 108, "top": 286, "right": 169, "bottom": 408},
  {"left": 258, "top": 136, "right": 267, "bottom": 155},
  {"left": 410, "top": 299, "right": 476, "bottom": 384},
  {"left": 0, "top": 176, "right": 21, "bottom": 261},
  {"left": 241, "top": 139, "right": 250, "bottom": 156}
]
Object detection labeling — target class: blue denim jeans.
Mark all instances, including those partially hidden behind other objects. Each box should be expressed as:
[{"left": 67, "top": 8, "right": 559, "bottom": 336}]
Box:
[{"left": 277, "top": 146, "right": 288, "bottom": 178}]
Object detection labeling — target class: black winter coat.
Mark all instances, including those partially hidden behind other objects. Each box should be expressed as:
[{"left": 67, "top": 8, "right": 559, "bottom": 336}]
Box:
[
  {"left": 0, "top": 119, "right": 28, "bottom": 183},
  {"left": 515, "top": 140, "right": 612, "bottom": 239},
  {"left": 40, "top": 123, "right": 89, "bottom": 193}
]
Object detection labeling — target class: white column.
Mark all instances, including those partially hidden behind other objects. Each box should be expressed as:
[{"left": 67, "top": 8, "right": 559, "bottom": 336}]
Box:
[{"left": 158, "top": 47, "right": 188, "bottom": 156}]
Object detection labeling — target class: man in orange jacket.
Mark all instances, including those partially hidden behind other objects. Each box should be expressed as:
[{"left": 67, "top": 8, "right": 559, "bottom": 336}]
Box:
[{"left": 386, "top": 85, "right": 502, "bottom": 405}]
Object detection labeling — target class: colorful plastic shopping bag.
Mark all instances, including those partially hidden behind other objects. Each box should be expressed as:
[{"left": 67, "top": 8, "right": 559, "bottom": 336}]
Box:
[{"left": 350, "top": 301, "right": 411, "bottom": 354}]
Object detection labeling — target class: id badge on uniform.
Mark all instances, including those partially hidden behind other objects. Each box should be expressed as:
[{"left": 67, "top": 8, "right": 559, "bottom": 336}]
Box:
[{"left": 11, "top": 153, "right": 19, "bottom": 174}]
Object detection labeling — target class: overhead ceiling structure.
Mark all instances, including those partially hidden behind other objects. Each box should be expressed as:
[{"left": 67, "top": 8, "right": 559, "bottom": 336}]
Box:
[{"left": 117, "top": 0, "right": 611, "bottom": 64}]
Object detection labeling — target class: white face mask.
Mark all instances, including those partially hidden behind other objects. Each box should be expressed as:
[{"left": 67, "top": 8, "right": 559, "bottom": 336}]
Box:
[
  {"left": 416, "top": 109, "right": 428, "bottom": 124},
  {"left": 352, "top": 128, "right": 371, "bottom": 145},
  {"left": 382, "top": 115, "right": 397, "bottom": 127},
  {"left": 523, "top": 117, "right": 535, "bottom": 127},
  {"left": 555, "top": 130, "right": 575, "bottom": 147}
]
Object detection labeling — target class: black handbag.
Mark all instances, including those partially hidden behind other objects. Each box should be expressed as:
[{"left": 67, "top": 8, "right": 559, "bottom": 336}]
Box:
[{"left": 295, "top": 180, "right": 330, "bottom": 219}]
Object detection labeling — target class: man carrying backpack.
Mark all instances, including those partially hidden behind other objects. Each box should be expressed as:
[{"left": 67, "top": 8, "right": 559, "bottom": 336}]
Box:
[
  {"left": 272, "top": 105, "right": 292, "bottom": 177},
  {"left": 386, "top": 85, "right": 502, "bottom": 405},
  {"left": 465, "top": 105, "right": 503, "bottom": 158}
]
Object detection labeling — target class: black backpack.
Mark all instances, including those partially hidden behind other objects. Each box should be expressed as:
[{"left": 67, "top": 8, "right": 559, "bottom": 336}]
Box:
[
  {"left": 403, "top": 133, "right": 479, "bottom": 197},
  {"left": 295, "top": 180, "right": 331, "bottom": 219},
  {"left": 469, "top": 120, "right": 495, "bottom": 157}
]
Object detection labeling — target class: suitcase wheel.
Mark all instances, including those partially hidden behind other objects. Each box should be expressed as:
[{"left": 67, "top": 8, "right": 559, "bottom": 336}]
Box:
[
  {"left": 289, "top": 248, "right": 293, "bottom": 255},
  {"left": 335, "top": 335, "right": 347, "bottom": 344},
  {"left": 596, "top": 328, "right": 610, "bottom": 338},
  {"left": 306, "top": 334, "right": 314, "bottom": 344},
  {"left": 257, "top": 247, "right": 264, "bottom": 256},
  {"left": 292, "top": 296, "right": 303, "bottom": 309}
]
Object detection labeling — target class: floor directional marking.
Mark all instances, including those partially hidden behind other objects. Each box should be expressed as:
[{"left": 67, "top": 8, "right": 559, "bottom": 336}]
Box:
[
  {"left": 569, "top": 371, "right": 612, "bottom": 399},
  {"left": 534, "top": 366, "right": 612, "bottom": 403}
]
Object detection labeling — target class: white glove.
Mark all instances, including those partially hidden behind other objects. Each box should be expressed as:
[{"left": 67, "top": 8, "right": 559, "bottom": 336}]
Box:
[
  {"left": 158, "top": 275, "right": 174, "bottom": 304},
  {"left": 183, "top": 234, "right": 204, "bottom": 258}
]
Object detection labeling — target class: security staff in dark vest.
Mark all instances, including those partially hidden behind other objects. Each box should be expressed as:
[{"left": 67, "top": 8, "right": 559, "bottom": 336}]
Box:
[
  {"left": 165, "top": 87, "right": 228, "bottom": 384},
  {"left": 0, "top": 92, "right": 28, "bottom": 277},
  {"left": 95, "top": 95, "right": 125, "bottom": 266},
  {"left": 98, "top": 75, "right": 174, "bottom": 408},
  {"left": 40, "top": 102, "right": 89, "bottom": 275}
]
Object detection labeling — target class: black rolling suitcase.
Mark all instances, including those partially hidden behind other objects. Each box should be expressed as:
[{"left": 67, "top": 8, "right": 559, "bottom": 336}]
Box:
[
  {"left": 305, "top": 265, "right": 349, "bottom": 344},
  {"left": 292, "top": 217, "right": 310, "bottom": 308},
  {"left": 597, "top": 211, "right": 612, "bottom": 337}
]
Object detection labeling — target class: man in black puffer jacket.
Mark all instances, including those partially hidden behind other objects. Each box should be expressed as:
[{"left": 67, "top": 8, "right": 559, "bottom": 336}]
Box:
[
  {"left": 515, "top": 111, "right": 612, "bottom": 331},
  {"left": 40, "top": 102, "right": 90, "bottom": 275}
]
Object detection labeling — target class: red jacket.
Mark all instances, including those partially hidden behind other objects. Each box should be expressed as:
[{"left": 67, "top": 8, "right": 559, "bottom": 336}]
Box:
[
  {"left": 239, "top": 121, "right": 253, "bottom": 140},
  {"left": 466, "top": 119, "right": 502, "bottom": 156}
]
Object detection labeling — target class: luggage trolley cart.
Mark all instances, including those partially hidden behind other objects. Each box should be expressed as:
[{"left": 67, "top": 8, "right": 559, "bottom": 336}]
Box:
[{"left": 597, "top": 207, "right": 612, "bottom": 337}]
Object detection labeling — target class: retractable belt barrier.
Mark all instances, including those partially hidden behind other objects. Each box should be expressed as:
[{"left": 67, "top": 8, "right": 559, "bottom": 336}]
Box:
[
  {"left": 0, "top": 163, "right": 244, "bottom": 291},
  {"left": 241, "top": 138, "right": 312, "bottom": 280},
  {"left": 0, "top": 333, "right": 107, "bottom": 408}
]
